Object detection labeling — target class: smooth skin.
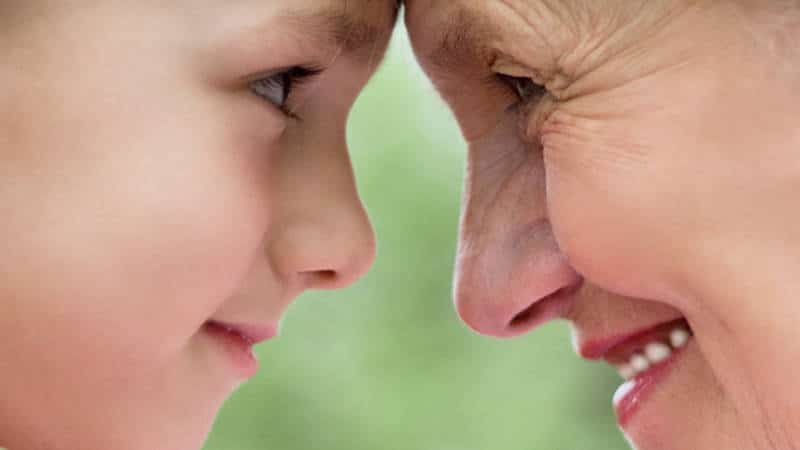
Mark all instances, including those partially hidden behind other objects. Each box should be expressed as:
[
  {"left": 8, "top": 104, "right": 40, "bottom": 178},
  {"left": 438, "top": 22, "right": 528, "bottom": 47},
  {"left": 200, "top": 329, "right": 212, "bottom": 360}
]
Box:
[
  {"left": 0, "top": 1, "right": 395, "bottom": 449},
  {"left": 405, "top": 1, "right": 800, "bottom": 449}
]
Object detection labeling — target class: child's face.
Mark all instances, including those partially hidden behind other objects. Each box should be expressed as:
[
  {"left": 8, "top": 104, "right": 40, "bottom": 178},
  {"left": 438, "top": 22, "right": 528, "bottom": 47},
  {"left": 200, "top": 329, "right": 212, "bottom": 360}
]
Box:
[{"left": 0, "top": 1, "right": 394, "bottom": 449}]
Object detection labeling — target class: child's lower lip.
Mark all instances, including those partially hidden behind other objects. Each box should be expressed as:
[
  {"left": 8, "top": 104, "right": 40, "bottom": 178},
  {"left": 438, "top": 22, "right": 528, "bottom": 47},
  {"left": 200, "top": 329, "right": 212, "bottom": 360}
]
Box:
[{"left": 203, "top": 322, "right": 260, "bottom": 379}]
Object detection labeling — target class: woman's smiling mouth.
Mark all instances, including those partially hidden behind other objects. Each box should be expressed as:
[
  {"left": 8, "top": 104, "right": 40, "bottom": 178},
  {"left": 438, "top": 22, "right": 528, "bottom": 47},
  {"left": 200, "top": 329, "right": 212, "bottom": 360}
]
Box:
[{"left": 578, "top": 318, "right": 695, "bottom": 427}]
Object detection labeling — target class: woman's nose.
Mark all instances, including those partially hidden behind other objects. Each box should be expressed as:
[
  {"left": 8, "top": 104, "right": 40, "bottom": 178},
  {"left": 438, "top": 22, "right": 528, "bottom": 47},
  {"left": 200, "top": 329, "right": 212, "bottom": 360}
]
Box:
[
  {"left": 454, "top": 220, "right": 581, "bottom": 338},
  {"left": 453, "top": 136, "right": 581, "bottom": 338},
  {"left": 268, "top": 138, "right": 376, "bottom": 291}
]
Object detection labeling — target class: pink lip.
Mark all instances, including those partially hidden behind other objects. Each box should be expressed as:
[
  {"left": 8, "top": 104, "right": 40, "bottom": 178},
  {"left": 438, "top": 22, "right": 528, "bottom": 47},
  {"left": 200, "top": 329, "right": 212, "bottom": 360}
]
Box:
[
  {"left": 578, "top": 318, "right": 686, "bottom": 361},
  {"left": 612, "top": 344, "right": 687, "bottom": 428},
  {"left": 577, "top": 318, "right": 691, "bottom": 428},
  {"left": 203, "top": 321, "right": 277, "bottom": 378}
]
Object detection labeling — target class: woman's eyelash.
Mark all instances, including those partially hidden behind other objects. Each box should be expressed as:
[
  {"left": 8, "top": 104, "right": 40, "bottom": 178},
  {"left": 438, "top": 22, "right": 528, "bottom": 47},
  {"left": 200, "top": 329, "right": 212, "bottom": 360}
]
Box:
[
  {"left": 249, "top": 66, "right": 324, "bottom": 117},
  {"left": 496, "top": 74, "right": 547, "bottom": 104}
]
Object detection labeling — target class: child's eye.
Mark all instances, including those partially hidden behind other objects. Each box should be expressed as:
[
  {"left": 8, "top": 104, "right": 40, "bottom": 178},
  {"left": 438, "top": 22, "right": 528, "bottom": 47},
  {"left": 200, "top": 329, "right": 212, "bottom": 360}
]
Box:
[{"left": 249, "top": 66, "right": 323, "bottom": 116}]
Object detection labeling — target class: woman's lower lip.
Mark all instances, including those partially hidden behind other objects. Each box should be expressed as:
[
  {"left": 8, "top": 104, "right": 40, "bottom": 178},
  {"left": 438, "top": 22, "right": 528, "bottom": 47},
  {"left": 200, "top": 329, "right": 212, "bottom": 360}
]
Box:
[
  {"left": 203, "top": 322, "right": 259, "bottom": 379},
  {"left": 613, "top": 342, "right": 688, "bottom": 428}
]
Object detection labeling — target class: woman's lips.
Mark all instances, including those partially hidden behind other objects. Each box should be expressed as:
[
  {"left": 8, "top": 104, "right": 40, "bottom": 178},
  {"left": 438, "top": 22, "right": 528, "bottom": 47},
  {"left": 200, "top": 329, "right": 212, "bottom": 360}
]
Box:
[
  {"left": 203, "top": 321, "right": 277, "bottom": 379},
  {"left": 579, "top": 318, "right": 694, "bottom": 428}
]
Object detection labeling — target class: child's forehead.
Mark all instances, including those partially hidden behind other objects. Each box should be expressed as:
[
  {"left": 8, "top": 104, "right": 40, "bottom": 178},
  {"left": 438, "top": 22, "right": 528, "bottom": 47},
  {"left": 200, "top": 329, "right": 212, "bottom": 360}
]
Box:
[
  {"left": 205, "top": 0, "right": 399, "bottom": 48},
  {"left": 241, "top": 0, "right": 398, "bottom": 27},
  {"left": 16, "top": 0, "right": 398, "bottom": 34},
  {"left": 200, "top": 0, "right": 398, "bottom": 64}
]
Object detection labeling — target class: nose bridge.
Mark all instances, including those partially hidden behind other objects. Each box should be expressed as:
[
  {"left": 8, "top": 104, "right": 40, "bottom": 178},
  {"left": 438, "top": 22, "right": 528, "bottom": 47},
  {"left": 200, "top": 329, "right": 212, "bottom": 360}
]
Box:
[
  {"left": 453, "top": 134, "right": 580, "bottom": 338},
  {"left": 268, "top": 133, "right": 376, "bottom": 291}
]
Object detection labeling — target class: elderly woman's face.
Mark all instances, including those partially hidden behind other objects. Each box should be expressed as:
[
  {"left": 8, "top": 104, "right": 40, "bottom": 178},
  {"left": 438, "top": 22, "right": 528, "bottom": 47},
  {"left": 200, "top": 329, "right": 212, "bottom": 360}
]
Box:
[{"left": 406, "top": 0, "right": 800, "bottom": 449}]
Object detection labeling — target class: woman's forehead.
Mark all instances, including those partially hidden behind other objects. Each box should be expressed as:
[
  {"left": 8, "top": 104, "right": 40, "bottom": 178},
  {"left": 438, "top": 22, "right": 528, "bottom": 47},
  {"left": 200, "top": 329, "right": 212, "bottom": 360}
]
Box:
[{"left": 403, "top": 0, "right": 651, "bottom": 76}]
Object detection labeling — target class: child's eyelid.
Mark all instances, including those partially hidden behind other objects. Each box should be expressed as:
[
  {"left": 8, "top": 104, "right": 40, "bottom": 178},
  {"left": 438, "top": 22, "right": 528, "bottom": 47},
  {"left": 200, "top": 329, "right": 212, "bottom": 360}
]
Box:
[
  {"left": 250, "top": 66, "right": 325, "bottom": 121},
  {"left": 280, "top": 78, "right": 316, "bottom": 121},
  {"left": 242, "top": 62, "right": 326, "bottom": 85}
]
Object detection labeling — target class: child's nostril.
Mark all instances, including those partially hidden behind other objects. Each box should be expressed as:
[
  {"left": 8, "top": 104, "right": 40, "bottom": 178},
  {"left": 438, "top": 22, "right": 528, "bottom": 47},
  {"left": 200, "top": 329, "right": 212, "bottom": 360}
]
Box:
[{"left": 319, "top": 270, "right": 337, "bottom": 280}]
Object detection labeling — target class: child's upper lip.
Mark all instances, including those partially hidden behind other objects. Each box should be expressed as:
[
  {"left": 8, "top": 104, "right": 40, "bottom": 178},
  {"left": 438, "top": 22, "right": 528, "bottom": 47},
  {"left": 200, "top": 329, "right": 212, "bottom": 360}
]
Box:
[{"left": 206, "top": 320, "right": 278, "bottom": 345}]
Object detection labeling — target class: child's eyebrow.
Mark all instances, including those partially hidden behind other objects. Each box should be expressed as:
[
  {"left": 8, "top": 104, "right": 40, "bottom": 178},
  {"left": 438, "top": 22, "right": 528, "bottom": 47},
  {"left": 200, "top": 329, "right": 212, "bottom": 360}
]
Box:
[{"left": 283, "top": 6, "right": 398, "bottom": 64}]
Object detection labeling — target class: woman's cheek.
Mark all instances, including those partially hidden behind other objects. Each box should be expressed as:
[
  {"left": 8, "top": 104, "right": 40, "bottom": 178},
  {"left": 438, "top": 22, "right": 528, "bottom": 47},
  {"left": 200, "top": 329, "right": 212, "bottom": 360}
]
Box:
[{"left": 541, "top": 109, "right": 686, "bottom": 302}]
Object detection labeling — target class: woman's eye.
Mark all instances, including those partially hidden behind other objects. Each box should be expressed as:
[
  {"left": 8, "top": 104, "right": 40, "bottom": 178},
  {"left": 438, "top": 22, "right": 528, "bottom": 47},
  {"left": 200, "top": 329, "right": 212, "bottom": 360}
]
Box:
[
  {"left": 497, "top": 74, "right": 547, "bottom": 103},
  {"left": 249, "top": 66, "right": 322, "bottom": 115}
]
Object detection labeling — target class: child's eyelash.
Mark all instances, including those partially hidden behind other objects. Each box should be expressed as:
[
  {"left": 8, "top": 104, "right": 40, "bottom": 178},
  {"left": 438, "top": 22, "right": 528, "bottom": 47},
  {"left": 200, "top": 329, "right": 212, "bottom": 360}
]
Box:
[{"left": 250, "top": 66, "right": 324, "bottom": 118}]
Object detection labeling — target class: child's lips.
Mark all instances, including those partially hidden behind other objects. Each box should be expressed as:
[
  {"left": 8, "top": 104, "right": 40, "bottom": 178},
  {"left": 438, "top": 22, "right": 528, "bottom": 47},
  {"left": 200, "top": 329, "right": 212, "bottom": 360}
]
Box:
[
  {"left": 207, "top": 320, "right": 278, "bottom": 345},
  {"left": 203, "top": 321, "right": 278, "bottom": 379}
]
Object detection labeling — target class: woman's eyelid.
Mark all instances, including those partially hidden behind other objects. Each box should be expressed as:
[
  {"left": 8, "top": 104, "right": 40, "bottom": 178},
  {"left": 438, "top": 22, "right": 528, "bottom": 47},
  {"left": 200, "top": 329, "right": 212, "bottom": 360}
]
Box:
[{"left": 496, "top": 73, "right": 547, "bottom": 102}]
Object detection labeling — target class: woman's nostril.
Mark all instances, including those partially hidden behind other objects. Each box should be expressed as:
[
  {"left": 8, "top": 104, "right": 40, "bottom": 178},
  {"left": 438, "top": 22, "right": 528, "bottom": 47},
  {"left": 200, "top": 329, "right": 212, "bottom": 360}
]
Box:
[
  {"left": 508, "top": 285, "right": 577, "bottom": 332},
  {"left": 510, "top": 303, "right": 538, "bottom": 329},
  {"left": 454, "top": 257, "right": 582, "bottom": 337},
  {"left": 509, "top": 300, "right": 546, "bottom": 331}
]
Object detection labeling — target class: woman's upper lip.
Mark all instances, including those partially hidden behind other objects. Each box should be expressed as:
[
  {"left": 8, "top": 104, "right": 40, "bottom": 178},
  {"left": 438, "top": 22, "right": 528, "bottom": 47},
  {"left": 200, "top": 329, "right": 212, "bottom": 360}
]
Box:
[
  {"left": 206, "top": 320, "right": 278, "bottom": 344},
  {"left": 577, "top": 318, "right": 688, "bottom": 362}
]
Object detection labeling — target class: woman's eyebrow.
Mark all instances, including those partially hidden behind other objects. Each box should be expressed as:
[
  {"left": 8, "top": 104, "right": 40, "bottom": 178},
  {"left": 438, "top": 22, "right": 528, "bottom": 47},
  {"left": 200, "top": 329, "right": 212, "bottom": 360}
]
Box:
[{"left": 425, "top": 9, "right": 494, "bottom": 74}]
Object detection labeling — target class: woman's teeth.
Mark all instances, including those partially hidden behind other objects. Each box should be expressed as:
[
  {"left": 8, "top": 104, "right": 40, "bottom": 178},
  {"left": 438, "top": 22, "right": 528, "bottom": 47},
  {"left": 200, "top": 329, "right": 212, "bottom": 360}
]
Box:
[
  {"left": 617, "top": 327, "right": 691, "bottom": 380},
  {"left": 670, "top": 328, "right": 690, "bottom": 348},
  {"left": 630, "top": 354, "right": 650, "bottom": 373},
  {"left": 645, "top": 342, "right": 671, "bottom": 363}
]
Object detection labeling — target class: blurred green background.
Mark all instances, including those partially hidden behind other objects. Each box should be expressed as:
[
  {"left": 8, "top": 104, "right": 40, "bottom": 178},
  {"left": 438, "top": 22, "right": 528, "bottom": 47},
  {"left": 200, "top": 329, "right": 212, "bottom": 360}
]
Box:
[{"left": 203, "top": 26, "right": 627, "bottom": 450}]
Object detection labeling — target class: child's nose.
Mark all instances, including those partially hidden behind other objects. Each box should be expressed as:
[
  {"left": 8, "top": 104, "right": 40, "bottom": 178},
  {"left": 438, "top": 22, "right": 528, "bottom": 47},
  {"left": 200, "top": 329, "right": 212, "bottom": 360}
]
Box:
[{"left": 268, "top": 141, "right": 376, "bottom": 291}]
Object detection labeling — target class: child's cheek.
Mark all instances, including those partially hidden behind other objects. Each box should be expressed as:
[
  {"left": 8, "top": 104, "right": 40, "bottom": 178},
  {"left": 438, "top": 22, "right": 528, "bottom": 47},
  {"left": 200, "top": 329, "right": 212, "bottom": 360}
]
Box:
[
  {"left": 0, "top": 130, "right": 268, "bottom": 443},
  {"left": 35, "top": 99, "right": 271, "bottom": 359},
  {"left": 111, "top": 128, "right": 271, "bottom": 349}
]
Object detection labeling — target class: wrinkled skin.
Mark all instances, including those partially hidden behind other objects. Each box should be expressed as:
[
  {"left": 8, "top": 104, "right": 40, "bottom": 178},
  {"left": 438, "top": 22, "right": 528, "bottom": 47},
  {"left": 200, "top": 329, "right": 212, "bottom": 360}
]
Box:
[
  {"left": 0, "top": 1, "right": 394, "bottom": 449},
  {"left": 405, "top": 1, "right": 800, "bottom": 449}
]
